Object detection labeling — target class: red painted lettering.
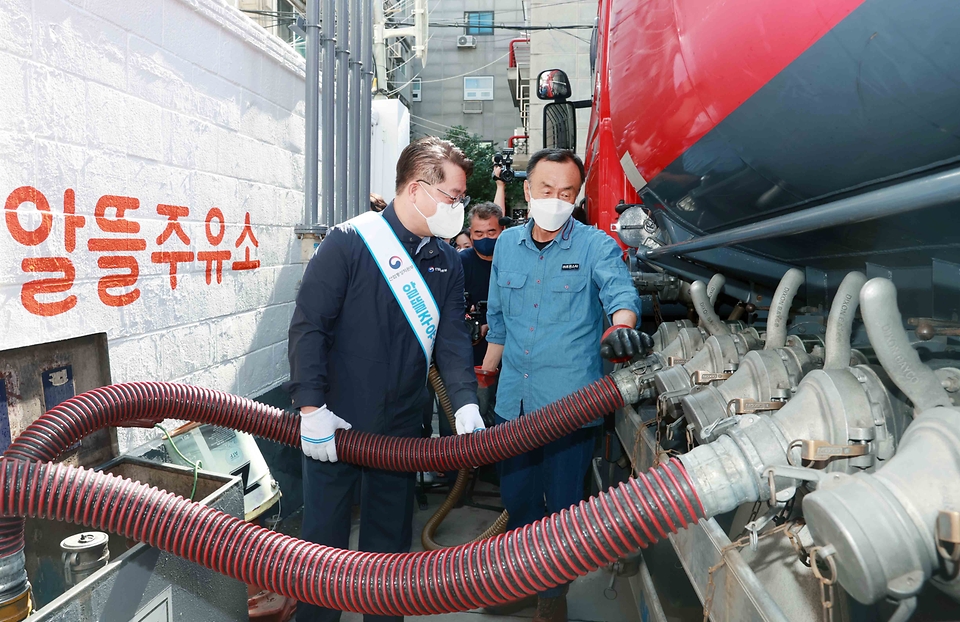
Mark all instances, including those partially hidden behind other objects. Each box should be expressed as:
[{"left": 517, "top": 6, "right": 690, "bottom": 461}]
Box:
[
  {"left": 20, "top": 257, "right": 77, "bottom": 316},
  {"left": 97, "top": 256, "right": 141, "bottom": 307},
  {"left": 5, "top": 186, "right": 52, "bottom": 246}
]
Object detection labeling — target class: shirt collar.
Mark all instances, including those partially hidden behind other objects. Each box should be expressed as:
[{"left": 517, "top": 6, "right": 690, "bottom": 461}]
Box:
[
  {"left": 383, "top": 201, "right": 436, "bottom": 256},
  {"left": 518, "top": 217, "right": 576, "bottom": 250}
]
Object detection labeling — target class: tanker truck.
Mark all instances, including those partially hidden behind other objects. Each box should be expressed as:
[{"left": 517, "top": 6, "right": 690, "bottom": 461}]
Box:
[{"left": 532, "top": 0, "right": 960, "bottom": 619}]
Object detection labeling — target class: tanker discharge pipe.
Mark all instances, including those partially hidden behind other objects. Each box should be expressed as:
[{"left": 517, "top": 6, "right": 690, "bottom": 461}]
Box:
[
  {"left": 764, "top": 268, "right": 805, "bottom": 350},
  {"left": 690, "top": 280, "right": 728, "bottom": 336},
  {"left": 822, "top": 271, "right": 867, "bottom": 370}
]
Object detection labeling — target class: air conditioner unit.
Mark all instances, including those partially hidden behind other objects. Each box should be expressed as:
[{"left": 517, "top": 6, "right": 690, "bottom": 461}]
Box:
[
  {"left": 457, "top": 35, "right": 477, "bottom": 49},
  {"left": 462, "top": 101, "right": 483, "bottom": 114},
  {"left": 387, "top": 41, "right": 403, "bottom": 59}
]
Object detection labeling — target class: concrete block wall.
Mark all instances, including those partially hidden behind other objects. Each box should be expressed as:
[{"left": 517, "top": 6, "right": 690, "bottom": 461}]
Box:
[
  {"left": 528, "top": 0, "right": 595, "bottom": 156},
  {"left": 0, "top": 0, "right": 310, "bottom": 415}
]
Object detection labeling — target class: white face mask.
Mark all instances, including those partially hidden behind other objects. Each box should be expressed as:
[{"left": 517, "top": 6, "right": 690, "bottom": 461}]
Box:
[
  {"left": 415, "top": 183, "right": 465, "bottom": 239},
  {"left": 528, "top": 197, "right": 575, "bottom": 232}
]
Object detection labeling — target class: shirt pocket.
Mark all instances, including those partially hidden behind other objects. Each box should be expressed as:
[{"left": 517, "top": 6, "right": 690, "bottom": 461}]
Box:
[
  {"left": 497, "top": 271, "right": 527, "bottom": 317},
  {"left": 547, "top": 275, "right": 588, "bottom": 322}
]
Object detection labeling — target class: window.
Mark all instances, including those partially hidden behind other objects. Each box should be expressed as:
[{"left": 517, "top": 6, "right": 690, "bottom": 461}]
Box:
[
  {"left": 464, "top": 11, "right": 494, "bottom": 36},
  {"left": 463, "top": 76, "right": 494, "bottom": 101},
  {"left": 411, "top": 78, "right": 422, "bottom": 102}
]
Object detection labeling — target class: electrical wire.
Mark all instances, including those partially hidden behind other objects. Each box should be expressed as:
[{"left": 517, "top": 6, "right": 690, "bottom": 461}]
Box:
[{"left": 155, "top": 424, "right": 202, "bottom": 501}]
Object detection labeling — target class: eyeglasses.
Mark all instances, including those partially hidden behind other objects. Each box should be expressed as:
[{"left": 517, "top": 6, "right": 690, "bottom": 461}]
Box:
[{"left": 417, "top": 180, "right": 471, "bottom": 210}]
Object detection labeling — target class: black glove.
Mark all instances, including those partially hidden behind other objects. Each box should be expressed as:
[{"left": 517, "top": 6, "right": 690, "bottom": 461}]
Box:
[{"left": 600, "top": 325, "right": 653, "bottom": 363}]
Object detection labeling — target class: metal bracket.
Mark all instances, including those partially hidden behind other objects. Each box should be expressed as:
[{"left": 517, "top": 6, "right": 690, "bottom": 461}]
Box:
[
  {"left": 728, "top": 398, "right": 786, "bottom": 415},
  {"left": 666, "top": 357, "right": 687, "bottom": 366},
  {"left": 936, "top": 510, "right": 960, "bottom": 580},
  {"left": 692, "top": 370, "right": 733, "bottom": 385},
  {"left": 799, "top": 440, "right": 870, "bottom": 462}
]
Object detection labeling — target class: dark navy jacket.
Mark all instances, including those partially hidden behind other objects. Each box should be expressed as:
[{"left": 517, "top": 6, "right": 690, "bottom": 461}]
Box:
[{"left": 286, "top": 203, "right": 477, "bottom": 437}]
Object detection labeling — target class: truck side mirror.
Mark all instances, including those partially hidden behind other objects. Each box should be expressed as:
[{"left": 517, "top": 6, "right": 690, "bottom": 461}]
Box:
[
  {"left": 543, "top": 101, "right": 577, "bottom": 150},
  {"left": 536, "top": 69, "right": 572, "bottom": 101}
]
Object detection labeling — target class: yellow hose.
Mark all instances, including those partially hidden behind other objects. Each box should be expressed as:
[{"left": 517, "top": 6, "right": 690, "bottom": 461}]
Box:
[{"left": 421, "top": 366, "right": 509, "bottom": 550}]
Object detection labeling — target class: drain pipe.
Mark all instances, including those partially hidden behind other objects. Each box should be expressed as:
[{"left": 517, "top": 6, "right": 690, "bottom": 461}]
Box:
[
  {"left": 347, "top": 0, "right": 362, "bottom": 218},
  {"left": 320, "top": 0, "right": 336, "bottom": 227},
  {"left": 303, "top": 0, "right": 320, "bottom": 227},
  {"left": 358, "top": 0, "right": 373, "bottom": 205},
  {"left": 690, "top": 280, "right": 728, "bottom": 336},
  {"left": 822, "top": 272, "right": 866, "bottom": 370},
  {"left": 764, "top": 268, "right": 804, "bottom": 350},
  {"left": 334, "top": 0, "right": 350, "bottom": 224}
]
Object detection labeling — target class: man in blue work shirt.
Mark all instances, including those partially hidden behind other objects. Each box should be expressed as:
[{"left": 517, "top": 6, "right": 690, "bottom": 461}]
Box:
[
  {"left": 482, "top": 149, "right": 648, "bottom": 622},
  {"left": 287, "top": 137, "right": 485, "bottom": 622}
]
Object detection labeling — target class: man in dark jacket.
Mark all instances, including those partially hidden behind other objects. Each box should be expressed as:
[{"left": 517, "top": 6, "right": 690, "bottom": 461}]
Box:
[{"left": 287, "top": 137, "right": 483, "bottom": 622}]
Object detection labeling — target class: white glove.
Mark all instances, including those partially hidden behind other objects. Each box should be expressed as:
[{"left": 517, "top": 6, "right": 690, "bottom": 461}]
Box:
[
  {"left": 300, "top": 405, "right": 352, "bottom": 461},
  {"left": 454, "top": 403, "right": 485, "bottom": 434}
]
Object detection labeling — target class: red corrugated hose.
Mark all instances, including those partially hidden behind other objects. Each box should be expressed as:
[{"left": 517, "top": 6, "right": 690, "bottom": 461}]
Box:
[{"left": 0, "top": 380, "right": 704, "bottom": 613}]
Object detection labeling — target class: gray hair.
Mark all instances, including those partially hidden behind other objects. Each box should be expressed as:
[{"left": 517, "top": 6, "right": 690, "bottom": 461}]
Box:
[{"left": 468, "top": 201, "right": 503, "bottom": 224}]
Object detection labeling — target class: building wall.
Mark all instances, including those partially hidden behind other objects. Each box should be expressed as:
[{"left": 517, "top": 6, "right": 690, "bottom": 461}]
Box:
[
  {"left": 0, "top": 0, "right": 310, "bottom": 402},
  {"left": 528, "top": 0, "right": 595, "bottom": 156},
  {"left": 409, "top": 0, "right": 523, "bottom": 143}
]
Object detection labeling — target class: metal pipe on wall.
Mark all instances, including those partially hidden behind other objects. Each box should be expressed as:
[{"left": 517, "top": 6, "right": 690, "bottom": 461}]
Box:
[
  {"left": 347, "top": 0, "right": 363, "bottom": 218},
  {"left": 303, "top": 0, "right": 320, "bottom": 226},
  {"left": 334, "top": 0, "right": 350, "bottom": 224},
  {"left": 321, "top": 0, "right": 336, "bottom": 227},
  {"left": 641, "top": 166, "right": 960, "bottom": 260},
  {"left": 359, "top": 0, "right": 373, "bottom": 206}
]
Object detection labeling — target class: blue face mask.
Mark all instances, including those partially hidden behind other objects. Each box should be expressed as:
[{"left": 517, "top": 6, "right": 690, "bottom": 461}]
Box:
[{"left": 473, "top": 236, "right": 497, "bottom": 257}]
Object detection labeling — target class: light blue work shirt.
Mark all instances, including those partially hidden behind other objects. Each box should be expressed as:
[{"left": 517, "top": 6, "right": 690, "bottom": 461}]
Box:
[{"left": 486, "top": 217, "right": 641, "bottom": 423}]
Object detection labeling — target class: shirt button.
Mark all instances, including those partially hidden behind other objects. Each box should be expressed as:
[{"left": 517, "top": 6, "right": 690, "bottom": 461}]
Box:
[
  {"left": 536, "top": 279, "right": 540, "bottom": 284},
  {"left": 529, "top": 327, "right": 534, "bottom": 331},
  {"left": 524, "top": 373, "right": 529, "bottom": 378},
  {"left": 534, "top": 303, "right": 538, "bottom": 308},
  {"left": 507, "top": 281, "right": 511, "bottom": 285},
  {"left": 564, "top": 285, "right": 569, "bottom": 290},
  {"left": 525, "top": 350, "right": 529, "bottom": 354},
  {"left": 539, "top": 256, "right": 544, "bottom": 260}
]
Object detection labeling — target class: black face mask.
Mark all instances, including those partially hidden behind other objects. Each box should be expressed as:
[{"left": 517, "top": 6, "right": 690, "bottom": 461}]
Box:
[{"left": 473, "top": 237, "right": 497, "bottom": 256}]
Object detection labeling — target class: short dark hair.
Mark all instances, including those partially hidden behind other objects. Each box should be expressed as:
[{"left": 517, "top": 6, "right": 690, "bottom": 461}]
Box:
[
  {"left": 525, "top": 148, "right": 585, "bottom": 186},
  {"left": 369, "top": 192, "right": 387, "bottom": 212},
  {"left": 468, "top": 201, "right": 503, "bottom": 224},
  {"left": 395, "top": 136, "right": 474, "bottom": 194}
]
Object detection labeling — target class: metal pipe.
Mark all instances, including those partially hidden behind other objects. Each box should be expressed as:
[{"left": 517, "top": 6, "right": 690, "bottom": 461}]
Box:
[
  {"left": 706, "top": 273, "right": 725, "bottom": 306},
  {"left": 690, "top": 280, "right": 728, "bottom": 336},
  {"left": 304, "top": 0, "right": 321, "bottom": 226},
  {"left": 641, "top": 166, "right": 960, "bottom": 260},
  {"left": 359, "top": 0, "right": 373, "bottom": 205},
  {"left": 823, "top": 271, "right": 866, "bottom": 370},
  {"left": 321, "top": 0, "right": 336, "bottom": 226},
  {"left": 334, "top": 0, "right": 350, "bottom": 224},
  {"left": 347, "top": 0, "right": 363, "bottom": 218},
  {"left": 764, "top": 268, "right": 804, "bottom": 351},
  {"left": 860, "top": 277, "right": 952, "bottom": 411}
]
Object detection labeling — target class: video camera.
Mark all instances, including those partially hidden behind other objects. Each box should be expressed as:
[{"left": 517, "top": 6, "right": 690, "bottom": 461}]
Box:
[
  {"left": 464, "top": 294, "right": 488, "bottom": 345},
  {"left": 492, "top": 148, "right": 525, "bottom": 183}
]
